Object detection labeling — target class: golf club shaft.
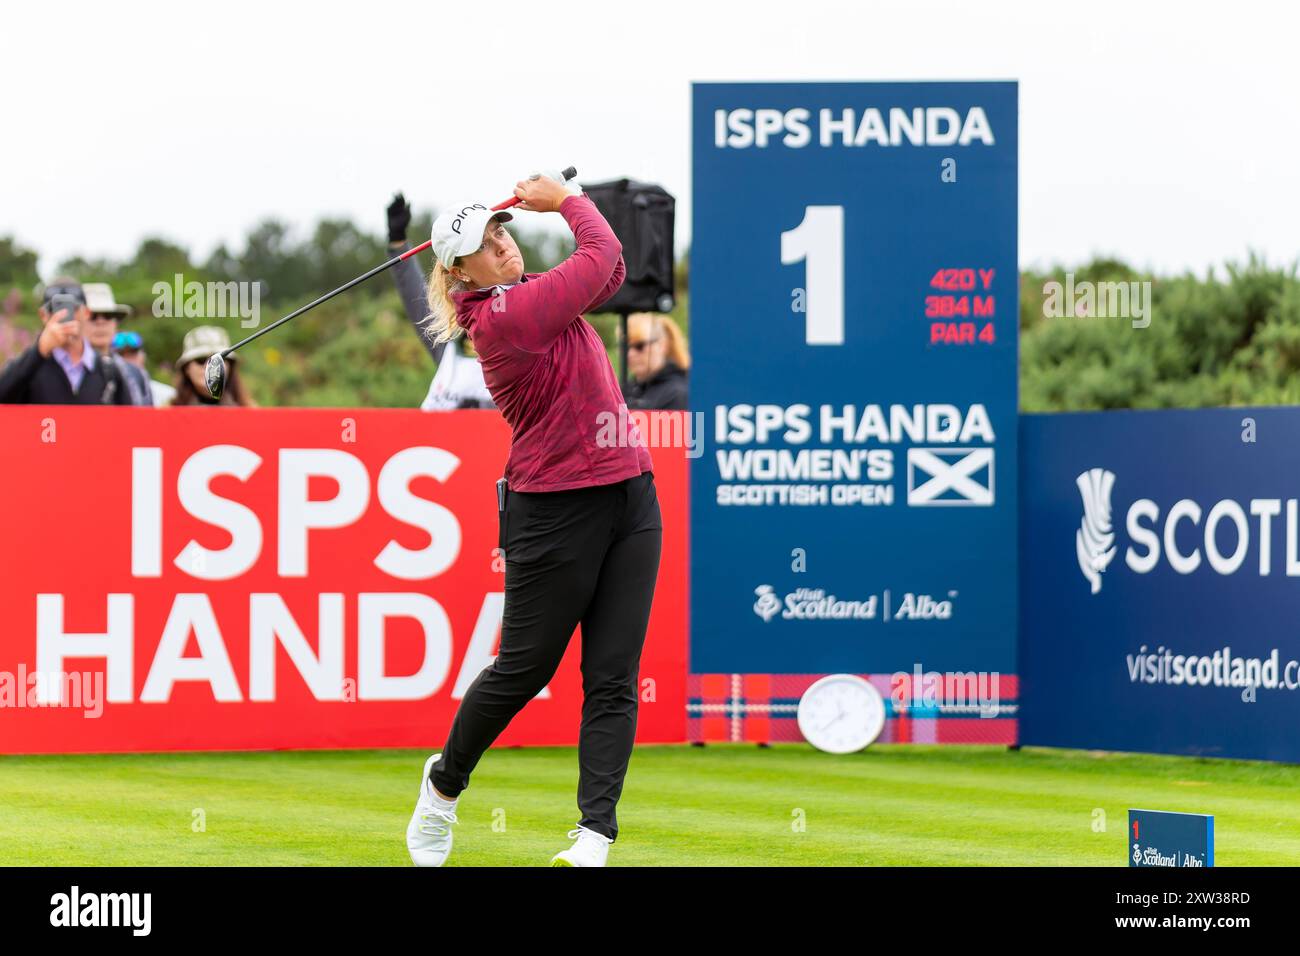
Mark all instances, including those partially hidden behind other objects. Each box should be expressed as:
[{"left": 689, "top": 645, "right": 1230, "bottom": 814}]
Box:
[
  {"left": 221, "top": 166, "right": 578, "bottom": 358},
  {"left": 220, "top": 252, "right": 409, "bottom": 356}
]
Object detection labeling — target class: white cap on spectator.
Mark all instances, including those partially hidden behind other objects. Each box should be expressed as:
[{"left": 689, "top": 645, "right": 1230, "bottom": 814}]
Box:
[
  {"left": 82, "top": 283, "right": 133, "bottom": 317},
  {"left": 178, "top": 325, "right": 234, "bottom": 365}
]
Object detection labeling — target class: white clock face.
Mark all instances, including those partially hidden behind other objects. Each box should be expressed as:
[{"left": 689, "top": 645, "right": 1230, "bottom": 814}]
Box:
[{"left": 797, "top": 674, "right": 886, "bottom": 754}]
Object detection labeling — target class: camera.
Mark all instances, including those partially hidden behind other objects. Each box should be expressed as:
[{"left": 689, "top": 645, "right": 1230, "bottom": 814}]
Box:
[{"left": 46, "top": 292, "right": 82, "bottom": 323}]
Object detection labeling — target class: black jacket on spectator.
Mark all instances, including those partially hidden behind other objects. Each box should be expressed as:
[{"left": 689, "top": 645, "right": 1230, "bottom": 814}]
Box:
[
  {"left": 0, "top": 343, "right": 134, "bottom": 405},
  {"left": 623, "top": 361, "right": 689, "bottom": 411}
]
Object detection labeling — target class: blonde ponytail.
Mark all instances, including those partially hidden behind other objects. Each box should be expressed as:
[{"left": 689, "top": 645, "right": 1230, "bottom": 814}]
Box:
[
  {"left": 658, "top": 314, "right": 690, "bottom": 370},
  {"left": 423, "top": 260, "right": 467, "bottom": 346}
]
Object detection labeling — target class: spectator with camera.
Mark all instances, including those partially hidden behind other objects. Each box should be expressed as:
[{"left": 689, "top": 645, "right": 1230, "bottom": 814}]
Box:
[{"left": 0, "top": 278, "right": 134, "bottom": 405}]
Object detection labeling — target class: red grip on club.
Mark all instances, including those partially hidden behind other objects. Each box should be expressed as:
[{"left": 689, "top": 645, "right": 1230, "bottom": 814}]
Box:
[{"left": 400, "top": 166, "right": 577, "bottom": 260}]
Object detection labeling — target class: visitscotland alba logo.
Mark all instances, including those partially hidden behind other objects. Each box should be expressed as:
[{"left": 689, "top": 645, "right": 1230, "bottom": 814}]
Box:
[
  {"left": 1076, "top": 468, "right": 1117, "bottom": 593},
  {"left": 751, "top": 584, "right": 877, "bottom": 621}
]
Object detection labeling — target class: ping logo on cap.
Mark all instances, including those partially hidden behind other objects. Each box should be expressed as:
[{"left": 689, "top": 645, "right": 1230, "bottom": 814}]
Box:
[{"left": 451, "top": 204, "right": 488, "bottom": 235}]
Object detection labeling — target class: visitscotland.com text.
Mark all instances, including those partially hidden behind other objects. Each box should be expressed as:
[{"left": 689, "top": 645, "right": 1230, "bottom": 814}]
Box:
[{"left": 1126, "top": 645, "right": 1300, "bottom": 690}]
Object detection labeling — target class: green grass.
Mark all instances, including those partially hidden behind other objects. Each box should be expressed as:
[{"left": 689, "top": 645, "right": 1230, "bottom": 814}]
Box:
[{"left": 2, "top": 744, "right": 1299, "bottom": 866}]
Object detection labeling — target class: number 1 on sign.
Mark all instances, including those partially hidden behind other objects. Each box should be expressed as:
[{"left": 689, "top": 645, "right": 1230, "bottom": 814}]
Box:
[{"left": 781, "top": 205, "right": 844, "bottom": 345}]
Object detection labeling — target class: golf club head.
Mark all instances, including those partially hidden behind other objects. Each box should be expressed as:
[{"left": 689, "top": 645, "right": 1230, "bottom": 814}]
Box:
[{"left": 205, "top": 352, "right": 228, "bottom": 400}]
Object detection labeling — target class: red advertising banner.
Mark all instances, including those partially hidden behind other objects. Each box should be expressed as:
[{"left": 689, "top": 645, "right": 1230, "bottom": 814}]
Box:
[{"left": 0, "top": 407, "right": 688, "bottom": 753}]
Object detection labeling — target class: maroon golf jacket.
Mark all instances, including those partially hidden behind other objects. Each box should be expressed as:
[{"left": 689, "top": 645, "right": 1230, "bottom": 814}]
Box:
[{"left": 453, "top": 193, "right": 653, "bottom": 492}]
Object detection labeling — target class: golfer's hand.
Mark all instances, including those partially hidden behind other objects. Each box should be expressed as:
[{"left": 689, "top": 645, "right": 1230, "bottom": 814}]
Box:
[
  {"left": 37, "top": 311, "right": 79, "bottom": 357},
  {"left": 513, "top": 172, "right": 579, "bottom": 213}
]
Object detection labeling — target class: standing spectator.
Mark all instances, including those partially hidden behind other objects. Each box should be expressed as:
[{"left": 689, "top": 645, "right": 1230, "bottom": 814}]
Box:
[
  {"left": 172, "top": 326, "right": 257, "bottom": 406},
  {"left": 622, "top": 312, "right": 690, "bottom": 410},
  {"left": 83, "top": 283, "right": 152, "bottom": 406},
  {"left": 386, "top": 193, "right": 495, "bottom": 410},
  {"left": 0, "top": 277, "right": 133, "bottom": 405},
  {"left": 114, "top": 330, "right": 177, "bottom": 406}
]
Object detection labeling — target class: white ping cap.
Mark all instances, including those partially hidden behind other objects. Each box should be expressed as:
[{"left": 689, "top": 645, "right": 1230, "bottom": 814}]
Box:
[{"left": 431, "top": 202, "right": 513, "bottom": 268}]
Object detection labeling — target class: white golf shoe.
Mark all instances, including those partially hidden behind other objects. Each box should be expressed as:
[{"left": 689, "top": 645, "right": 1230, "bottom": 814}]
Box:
[
  {"left": 406, "top": 753, "right": 458, "bottom": 867},
  {"left": 550, "top": 825, "right": 613, "bottom": 867}
]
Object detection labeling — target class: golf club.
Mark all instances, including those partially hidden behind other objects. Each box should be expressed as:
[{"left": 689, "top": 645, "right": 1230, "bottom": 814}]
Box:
[{"left": 204, "top": 166, "right": 578, "bottom": 399}]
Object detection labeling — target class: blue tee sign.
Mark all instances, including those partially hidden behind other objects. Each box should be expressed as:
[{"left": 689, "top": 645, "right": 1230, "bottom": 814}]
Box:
[
  {"left": 1129, "top": 809, "right": 1214, "bottom": 867},
  {"left": 688, "top": 82, "right": 1019, "bottom": 741}
]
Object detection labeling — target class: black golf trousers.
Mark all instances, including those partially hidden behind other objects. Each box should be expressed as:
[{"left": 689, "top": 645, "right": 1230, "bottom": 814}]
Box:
[{"left": 429, "top": 470, "right": 662, "bottom": 842}]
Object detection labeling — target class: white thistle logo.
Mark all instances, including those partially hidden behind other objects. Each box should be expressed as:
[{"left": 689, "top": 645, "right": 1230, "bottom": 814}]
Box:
[
  {"left": 753, "top": 585, "right": 781, "bottom": 622},
  {"left": 1076, "top": 468, "right": 1117, "bottom": 594}
]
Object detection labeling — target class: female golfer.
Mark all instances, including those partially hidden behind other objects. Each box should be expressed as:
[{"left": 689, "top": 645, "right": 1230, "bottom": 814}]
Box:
[{"left": 406, "top": 172, "right": 661, "bottom": 867}]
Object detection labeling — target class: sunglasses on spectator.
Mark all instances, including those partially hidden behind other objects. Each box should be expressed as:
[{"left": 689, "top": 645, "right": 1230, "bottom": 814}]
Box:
[
  {"left": 628, "top": 337, "right": 661, "bottom": 352},
  {"left": 88, "top": 313, "right": 119, "bottom": 323}
]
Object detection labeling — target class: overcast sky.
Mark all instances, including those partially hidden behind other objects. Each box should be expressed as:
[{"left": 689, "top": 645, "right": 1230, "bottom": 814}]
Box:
[{"left": 4, "top": 0, "right": 1295, "bottom": 277}]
